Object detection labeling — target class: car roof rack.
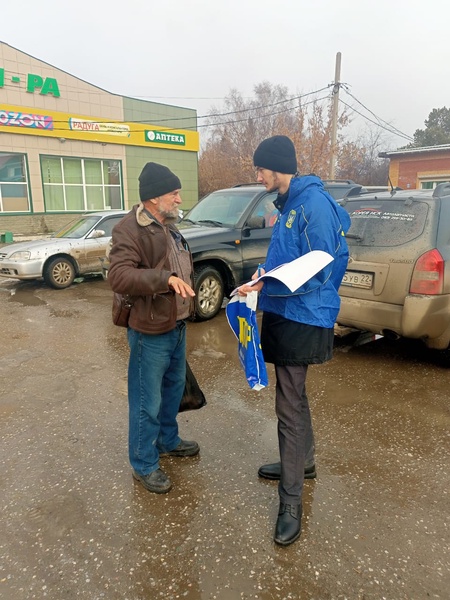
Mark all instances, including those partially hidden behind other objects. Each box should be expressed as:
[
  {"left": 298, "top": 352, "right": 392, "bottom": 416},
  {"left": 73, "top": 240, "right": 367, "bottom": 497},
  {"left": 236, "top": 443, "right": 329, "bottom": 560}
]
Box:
[
  {"left": 323, "top": 179, "right": 356, "bottom": 184},
  {"left": 343, "top": 185, "right": 364, "bottom": 197},
  {"left": 432, "top": 182, "right": 450, "bottom": 198}
]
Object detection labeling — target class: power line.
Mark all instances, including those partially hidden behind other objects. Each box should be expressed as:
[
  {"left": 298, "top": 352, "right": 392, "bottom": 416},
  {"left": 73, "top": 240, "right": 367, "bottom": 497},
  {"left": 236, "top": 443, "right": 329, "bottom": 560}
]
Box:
[
  {"left": 0, "top": 86, "right": 332, "bottom": 132},
  {"left": 12, "top": 94, "right": 331, "bottom": 135},
  {"left": 132, "top": 96, "right": 246, "bottom": 101},
  {"left": 339, "top": 87, "right": 414, "bottom": 141},
  {"left": 0, "top": 74, "right": 415, "bottom": 141},
  {"left": 0, "top": 80, "right": 332, "bottom": 125},
  {"left": 342, "top": 86, "right": 413, "bottom": 139},
  {"left": 339, "top": 98, "right": 414, "bottom": 142},
  {"left": 196, "top": 95, "right": 331, "bottom": 129},
  {"left": 198, "top": 86, "right": 332, "bottom": 121}
]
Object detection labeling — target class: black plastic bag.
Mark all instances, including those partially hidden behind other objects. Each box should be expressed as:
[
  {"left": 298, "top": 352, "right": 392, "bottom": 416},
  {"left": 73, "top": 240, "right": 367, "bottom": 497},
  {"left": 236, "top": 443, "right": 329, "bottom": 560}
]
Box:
[{"left": 179, "top": 361, "right": 207, "bottom": 412}]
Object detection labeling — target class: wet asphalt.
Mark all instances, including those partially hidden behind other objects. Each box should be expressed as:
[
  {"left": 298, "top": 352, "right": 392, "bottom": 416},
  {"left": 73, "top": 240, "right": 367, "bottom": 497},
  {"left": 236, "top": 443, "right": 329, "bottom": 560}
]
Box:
[{"left": 0, "top": 276, "right": 449, "bottom": 600}]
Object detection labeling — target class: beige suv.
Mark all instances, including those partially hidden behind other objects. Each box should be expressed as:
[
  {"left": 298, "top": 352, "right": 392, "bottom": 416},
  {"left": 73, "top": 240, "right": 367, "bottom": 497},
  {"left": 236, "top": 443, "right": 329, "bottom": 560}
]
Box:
[{"left": 337, "top": 183, "right": 450, "bottom": 360}]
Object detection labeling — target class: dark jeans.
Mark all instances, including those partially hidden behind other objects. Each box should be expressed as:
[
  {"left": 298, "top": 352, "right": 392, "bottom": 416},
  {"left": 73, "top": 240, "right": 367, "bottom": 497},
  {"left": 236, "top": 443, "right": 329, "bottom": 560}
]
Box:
[{"left": 275, "top": 364, "right": 315, "bottom": 505}]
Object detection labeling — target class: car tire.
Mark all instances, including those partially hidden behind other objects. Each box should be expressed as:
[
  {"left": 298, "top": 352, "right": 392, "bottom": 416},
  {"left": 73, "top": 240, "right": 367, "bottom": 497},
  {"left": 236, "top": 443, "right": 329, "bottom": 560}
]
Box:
[
  {"left": 193, "top": 265, "right": 224, "bottom": 321},
  {"left": 43, "top": 257, "right": 76, "bottom": 289}
]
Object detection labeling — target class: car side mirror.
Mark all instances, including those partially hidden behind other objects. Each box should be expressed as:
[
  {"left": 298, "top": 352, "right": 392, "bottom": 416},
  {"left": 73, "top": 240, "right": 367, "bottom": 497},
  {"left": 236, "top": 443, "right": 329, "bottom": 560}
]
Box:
[
  {"left": 90, "top": 229, "right": 106, "bottom": 239},
  {"left": 245, "top": 216, "right": 265, "bottom": 229}
]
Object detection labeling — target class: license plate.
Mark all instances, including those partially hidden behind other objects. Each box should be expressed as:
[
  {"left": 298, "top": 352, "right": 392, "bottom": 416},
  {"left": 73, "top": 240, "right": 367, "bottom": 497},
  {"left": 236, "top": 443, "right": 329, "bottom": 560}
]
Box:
[{"left": 342, "top": 271, "right": 373, "bottom": 289}]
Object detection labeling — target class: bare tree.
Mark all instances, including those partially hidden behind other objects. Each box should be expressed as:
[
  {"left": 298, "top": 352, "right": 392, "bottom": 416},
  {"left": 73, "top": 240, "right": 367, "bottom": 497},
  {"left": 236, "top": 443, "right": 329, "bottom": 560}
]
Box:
[
  {"left": 337, "top": 128, "right": 389, "bottom": 185},
  {"left": 199, "top": 82, "right": 386, "bottom": 196}
]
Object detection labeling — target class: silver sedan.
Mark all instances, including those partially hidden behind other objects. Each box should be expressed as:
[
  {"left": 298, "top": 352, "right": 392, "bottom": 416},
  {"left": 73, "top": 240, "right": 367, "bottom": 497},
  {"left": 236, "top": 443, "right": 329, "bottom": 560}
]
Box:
[{"left": 0, "top": 210, "right": 126, "bottom": 289}]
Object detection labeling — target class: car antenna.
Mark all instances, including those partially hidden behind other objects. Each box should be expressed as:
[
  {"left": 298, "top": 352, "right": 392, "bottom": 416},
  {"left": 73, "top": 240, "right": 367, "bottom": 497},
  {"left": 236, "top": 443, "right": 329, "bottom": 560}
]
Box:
[{"left": 388, "top": 176, "right": 396, "bottom": 195}]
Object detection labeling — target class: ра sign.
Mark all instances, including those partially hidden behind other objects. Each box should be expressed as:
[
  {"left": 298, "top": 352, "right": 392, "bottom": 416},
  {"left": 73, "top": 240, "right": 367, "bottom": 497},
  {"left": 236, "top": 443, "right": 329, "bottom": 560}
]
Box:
[{"left": 0, "top": 68, "right": 60, "bottom": 97}]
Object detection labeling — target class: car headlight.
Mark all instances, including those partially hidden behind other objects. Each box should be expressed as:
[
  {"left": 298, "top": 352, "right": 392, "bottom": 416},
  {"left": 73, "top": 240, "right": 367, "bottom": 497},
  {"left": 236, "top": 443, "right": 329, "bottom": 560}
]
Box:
[{"left": 9, "top": 251, "right": 31, "bottom": 261}]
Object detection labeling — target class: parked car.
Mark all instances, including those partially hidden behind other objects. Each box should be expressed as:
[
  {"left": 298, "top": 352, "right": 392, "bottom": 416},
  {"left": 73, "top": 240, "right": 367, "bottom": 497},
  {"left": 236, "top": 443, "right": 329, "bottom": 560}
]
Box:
[
  {"left": 0, "top": 210, "right": 127, "bottom": 289},
  {"left": 337, "top": 182, "right": 450, "bottom": 360},
  {"left": 178, "top": 184, "right": 277, "bottom": 320}
]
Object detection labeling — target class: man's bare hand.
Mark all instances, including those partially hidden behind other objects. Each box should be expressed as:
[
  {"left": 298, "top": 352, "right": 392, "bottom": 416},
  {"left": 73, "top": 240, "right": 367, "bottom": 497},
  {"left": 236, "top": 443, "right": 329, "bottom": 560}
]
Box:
[
  {"left": 237, "top": 281, "right": 264, "bottom": 296},
  {"left": 237, "top": 267, "right": 265, "bottom": 296},
  {"left": 168, "top": 276, "right": 195, "bottom": 298}
]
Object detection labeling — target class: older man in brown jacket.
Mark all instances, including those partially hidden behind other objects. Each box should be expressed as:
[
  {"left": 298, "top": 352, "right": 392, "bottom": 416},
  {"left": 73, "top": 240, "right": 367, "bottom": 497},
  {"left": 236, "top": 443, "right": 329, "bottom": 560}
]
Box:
[{"left": 109, "top": 162, "right": 198, "bottom": 494}]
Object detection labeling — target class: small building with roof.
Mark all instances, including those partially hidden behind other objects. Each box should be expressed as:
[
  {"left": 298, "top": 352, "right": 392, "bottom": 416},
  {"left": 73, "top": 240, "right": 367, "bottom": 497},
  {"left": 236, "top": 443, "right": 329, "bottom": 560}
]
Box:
[{"left": 379, "top": 144, "right": 450, "bottom": 191}]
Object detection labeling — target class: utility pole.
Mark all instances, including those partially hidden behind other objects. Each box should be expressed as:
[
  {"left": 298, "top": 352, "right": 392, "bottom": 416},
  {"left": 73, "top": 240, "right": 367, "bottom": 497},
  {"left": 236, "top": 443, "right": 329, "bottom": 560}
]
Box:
[{"left": 329, "top": 52, "right": 341, "bottom": 180}]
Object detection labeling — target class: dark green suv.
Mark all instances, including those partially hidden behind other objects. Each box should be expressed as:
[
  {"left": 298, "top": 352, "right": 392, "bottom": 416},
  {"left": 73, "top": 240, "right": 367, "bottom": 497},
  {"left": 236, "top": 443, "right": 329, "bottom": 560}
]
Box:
[
  {"left": 179, "top": 180, "right": 369, "bottom": 321},
  {"left": 178, "top": 185, "right": 277, "bottom": 320}
]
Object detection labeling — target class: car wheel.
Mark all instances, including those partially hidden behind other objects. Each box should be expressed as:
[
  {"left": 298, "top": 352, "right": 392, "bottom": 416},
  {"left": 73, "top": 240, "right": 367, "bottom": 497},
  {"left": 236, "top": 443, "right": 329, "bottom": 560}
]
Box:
[
  {"left": 194, "top": 265, "right": 224, "bottom": 321},
  {"left": 43, "top": 257, "right": 76, "bottom": 289}
]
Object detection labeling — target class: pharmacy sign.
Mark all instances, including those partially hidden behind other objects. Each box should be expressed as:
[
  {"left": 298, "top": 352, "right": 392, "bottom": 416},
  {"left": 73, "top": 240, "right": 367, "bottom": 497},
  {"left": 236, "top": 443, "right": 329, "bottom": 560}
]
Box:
[{"left": 145, "top": 130, "right": 186, "bottom": 146}]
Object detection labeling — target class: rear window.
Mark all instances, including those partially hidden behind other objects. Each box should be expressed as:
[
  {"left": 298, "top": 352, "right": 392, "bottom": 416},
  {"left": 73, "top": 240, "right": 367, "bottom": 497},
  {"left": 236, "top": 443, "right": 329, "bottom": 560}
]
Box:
[{"left": 343, "top": 200, "right": 430, "bottom": 247}]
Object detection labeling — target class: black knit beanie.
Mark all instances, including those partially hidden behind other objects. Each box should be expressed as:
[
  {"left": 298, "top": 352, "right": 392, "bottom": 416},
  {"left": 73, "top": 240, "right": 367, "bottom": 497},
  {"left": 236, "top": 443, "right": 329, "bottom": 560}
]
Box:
[
  {"left": 138, "top": 162, "right": 181, "bottom": 201},
  {"left": 253, "top": 135, "right": 297, "bottom": 174}
]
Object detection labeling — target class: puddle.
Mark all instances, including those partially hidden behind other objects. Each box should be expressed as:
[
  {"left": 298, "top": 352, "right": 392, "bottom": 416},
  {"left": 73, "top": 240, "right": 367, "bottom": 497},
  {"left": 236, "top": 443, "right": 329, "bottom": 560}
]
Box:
[{"left": 8, "top": 288, "right": 47, "bottom": 306}]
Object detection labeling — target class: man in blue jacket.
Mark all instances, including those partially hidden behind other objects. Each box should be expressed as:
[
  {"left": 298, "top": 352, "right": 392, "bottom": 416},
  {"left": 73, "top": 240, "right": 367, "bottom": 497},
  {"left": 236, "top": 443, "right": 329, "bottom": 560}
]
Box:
[{"left": 238, "top": 135, "right": 351, "bottom": 546}]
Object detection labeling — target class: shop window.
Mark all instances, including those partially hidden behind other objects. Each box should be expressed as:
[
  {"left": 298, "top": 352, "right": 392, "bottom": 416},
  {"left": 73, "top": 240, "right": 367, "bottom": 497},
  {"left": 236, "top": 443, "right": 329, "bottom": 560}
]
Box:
[
  {"left": 63, "top": 158, "right": 83, "bottom": 184},
  {"left": 41, "top": 156, "right": 123, "bottom": 212},
  {"left": 420, "top": 179, "right": 450, "bottom": 190},
  {"left": 0, "top": 152, "right": 31, "bottom": 212}
]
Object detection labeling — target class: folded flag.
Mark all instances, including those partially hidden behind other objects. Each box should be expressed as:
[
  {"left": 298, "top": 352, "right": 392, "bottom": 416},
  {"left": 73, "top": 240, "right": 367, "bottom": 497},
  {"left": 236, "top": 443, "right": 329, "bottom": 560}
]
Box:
[{"left": 226, "top": 291, "right": 268, "bottom": 391}]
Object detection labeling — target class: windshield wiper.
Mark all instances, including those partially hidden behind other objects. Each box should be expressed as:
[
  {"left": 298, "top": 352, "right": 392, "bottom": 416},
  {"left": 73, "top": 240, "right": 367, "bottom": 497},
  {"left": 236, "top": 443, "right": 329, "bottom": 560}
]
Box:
[
  {"left": 196, "top": 219, "right": 223, "bottom": 227},
  {"left": 181, "top": 218, "right": 197, "bottom": 225},
  {"left": 345, "top": 233, "right": 363, "bottom": 241}
]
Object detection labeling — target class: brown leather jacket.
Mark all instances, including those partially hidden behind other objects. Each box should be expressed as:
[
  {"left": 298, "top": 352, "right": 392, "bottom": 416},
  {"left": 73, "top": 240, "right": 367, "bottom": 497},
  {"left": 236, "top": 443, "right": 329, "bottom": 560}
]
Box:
[{"left": 108, "top": 203, "right": 193, "bottom": 334}]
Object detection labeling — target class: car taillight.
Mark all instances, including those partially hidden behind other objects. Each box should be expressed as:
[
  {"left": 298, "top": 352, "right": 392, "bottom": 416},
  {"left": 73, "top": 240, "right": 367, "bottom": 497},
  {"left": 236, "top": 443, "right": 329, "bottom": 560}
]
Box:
[{"left": 410, "top": 249, "right": 444, "bottom": 295}]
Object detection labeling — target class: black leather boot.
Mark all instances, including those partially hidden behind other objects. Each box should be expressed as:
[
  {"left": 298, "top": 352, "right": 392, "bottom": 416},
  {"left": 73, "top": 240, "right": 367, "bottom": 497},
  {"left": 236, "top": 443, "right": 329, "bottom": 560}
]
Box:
[
  {"left": 274, "top": 503, "right": 302, "bottom": 546},
  {"left": 258, "top": 461, "right": 316, "bottom": 480}
]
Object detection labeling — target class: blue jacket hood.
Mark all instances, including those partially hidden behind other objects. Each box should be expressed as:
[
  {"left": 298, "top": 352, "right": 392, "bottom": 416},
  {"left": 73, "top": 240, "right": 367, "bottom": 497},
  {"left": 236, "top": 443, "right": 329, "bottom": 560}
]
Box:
[{"left": 287, "top": 175, "right": 351, "bottom": 234}]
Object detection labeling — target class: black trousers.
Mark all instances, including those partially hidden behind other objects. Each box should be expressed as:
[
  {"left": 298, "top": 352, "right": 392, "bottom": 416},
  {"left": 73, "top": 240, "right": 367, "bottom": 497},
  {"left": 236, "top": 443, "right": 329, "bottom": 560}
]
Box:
[{"left": 275, "top": 364, "right": 315, "bottom": 505}]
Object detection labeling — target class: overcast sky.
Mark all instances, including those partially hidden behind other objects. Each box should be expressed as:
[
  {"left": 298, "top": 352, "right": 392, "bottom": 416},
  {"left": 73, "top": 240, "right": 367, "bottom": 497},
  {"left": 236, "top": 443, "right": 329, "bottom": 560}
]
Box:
[{"left": 2, "top": 0, "right": 449, "bottom": 150}]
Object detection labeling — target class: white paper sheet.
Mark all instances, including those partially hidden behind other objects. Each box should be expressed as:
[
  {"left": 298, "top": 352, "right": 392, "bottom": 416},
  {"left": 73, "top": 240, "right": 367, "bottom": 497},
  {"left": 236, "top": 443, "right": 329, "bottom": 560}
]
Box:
[{"left": 231, "top": 250, "right": 334, "bottom": 296}]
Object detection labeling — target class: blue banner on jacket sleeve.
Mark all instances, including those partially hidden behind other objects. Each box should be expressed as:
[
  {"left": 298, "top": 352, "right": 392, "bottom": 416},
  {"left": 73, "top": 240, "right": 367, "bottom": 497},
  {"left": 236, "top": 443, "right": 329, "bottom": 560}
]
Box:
[{"left": 225, "top": 291, "right": 268, "bottom": 391}]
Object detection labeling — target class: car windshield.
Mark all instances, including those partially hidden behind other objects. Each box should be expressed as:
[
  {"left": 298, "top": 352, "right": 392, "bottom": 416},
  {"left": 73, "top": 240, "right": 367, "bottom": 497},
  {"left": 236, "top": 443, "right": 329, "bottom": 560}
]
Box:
[
  {"left": 52, "top": 216, "right": 100, "bottom": 239},
  {"left": 343, "top": 200, "right": 429, "bottom": 247},
  {"left": 180, "top": 190, "right": 258, "bottom": 228}
]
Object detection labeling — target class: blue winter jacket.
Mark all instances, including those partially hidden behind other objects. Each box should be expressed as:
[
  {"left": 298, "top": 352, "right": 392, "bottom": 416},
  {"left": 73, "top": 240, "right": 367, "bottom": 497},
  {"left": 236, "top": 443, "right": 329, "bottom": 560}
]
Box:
[{"left": 258, "top": 175, "right": 351, "bottom": 328}]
